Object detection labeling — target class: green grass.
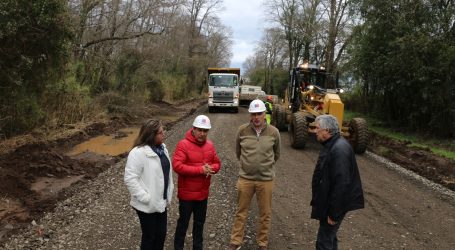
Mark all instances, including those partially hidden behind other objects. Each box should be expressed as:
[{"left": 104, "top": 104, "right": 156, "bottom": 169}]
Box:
[{"left": 344, "top": 110, "right": 455, "bottom": 160}]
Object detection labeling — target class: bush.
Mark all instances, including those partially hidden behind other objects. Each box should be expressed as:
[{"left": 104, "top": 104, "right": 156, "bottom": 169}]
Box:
[
  {"left": 150, "top": 73, "right": 189, "bottom": 102},
  {"left": 42, "top": 78, "right": 94, "bottom": 126},
  {"left": 0, "top": 92, "right": 44, "bottom": 137},
  {"left": 0, "top": 0, "right": 72, "bottom": 136},
  {"left": 94, "top": 91, "right": 130, "bottom": 114}
]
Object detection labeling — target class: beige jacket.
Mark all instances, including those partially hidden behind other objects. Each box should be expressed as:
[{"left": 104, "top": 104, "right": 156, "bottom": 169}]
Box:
[{"left": 236, "top": 123, "right": 281, "bottom": 181}]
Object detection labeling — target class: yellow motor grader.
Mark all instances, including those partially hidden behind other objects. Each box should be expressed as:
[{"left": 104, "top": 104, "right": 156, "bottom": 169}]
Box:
[{"left": 271, "top": 63, "right": 368, "bottom": 154}]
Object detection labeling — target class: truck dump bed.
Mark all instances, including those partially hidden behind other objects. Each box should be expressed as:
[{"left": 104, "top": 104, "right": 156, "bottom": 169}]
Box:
[{"left": 208, "top": 68, "right": 240, "bottom": 76}]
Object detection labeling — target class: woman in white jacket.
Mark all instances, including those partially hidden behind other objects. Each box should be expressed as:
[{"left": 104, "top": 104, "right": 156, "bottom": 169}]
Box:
[{"left": 124, "top": 119, "right": 173, "bottom": 250}]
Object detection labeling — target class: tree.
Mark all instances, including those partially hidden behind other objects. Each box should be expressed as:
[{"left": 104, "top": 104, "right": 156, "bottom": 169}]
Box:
[
  {"left": 257, "top": 28, "right": 287, "bottom": 94},
  {"left": 0, "top": 0, "right": 72, "bottom": 135},
  {"left": 68, "top": 0, "right": 182, "bottom": 92},
  {"left": 266, "top": 0, "right": 358, "bottom": 83},
  {"left": 242, "top": 28, "right": 288, "bottom": 96},
  {"left": 349, "top": 0, "right": 455, "bottom": 137},
  {"left": 183, "top": 0, "right": 224, "bottom": 93},
  {"left": 321, "top": 0, "right": 358, "bottom": 80},
  {"left": 267, "top": 0, "right": 302, "bottom": 69}
]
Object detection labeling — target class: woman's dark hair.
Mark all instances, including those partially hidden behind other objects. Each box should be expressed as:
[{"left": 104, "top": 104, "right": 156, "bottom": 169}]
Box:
[{"left": 132, "top": 119, "right": 162, "bottom": 148}]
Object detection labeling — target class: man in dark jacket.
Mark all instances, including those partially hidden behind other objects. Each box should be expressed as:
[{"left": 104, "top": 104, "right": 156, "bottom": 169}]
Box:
[{"left": 311, "top": 115, "right": 364, "bottom": 250}]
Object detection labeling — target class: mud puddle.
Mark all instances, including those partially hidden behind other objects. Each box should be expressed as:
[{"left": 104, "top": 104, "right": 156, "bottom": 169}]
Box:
[
  {"left": 67, "top": 113, "right": 181, "bottom": 157},
  {"left": 68, "top": 127, "right": 139, "bottom": 157}
]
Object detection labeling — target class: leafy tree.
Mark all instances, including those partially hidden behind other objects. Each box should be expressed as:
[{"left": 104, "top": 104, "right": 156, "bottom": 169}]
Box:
[
  {"left": 349, "top": 0, "right": 455, "bottom": 137},
  {"left": 0, "top": 0, "right": 72, "bottom": 135}
]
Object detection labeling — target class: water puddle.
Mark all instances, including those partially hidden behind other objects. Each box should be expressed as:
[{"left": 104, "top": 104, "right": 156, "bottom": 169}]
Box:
[
  {"left": 68, "top": 127, "right": 139, "bottom": 156},
  {"left": 67, "top": 113, "right": 180, "bottom": 157}
]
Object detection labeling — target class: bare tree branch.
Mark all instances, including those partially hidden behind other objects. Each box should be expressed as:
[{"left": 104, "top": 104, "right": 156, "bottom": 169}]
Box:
[{"left": 82, "top": 29, "right": 164, "bottom": 48}]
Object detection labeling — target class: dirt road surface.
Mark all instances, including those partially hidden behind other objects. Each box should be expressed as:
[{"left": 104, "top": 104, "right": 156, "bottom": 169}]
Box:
[{"left": 1, "top": 105, "right": 455, "bottom": 249}]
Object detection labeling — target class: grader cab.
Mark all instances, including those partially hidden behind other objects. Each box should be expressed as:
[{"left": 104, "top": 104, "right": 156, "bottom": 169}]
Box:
[{"left": 272, "top": 63, "right": 369, "bottom": 154}]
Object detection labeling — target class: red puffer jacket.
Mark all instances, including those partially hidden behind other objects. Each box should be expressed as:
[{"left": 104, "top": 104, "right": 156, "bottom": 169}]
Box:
[{"left": 172, "top": 129, "right": 221, "bottom": 201}]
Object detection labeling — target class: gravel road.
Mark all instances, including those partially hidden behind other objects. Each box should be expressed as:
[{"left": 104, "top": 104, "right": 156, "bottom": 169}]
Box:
[{"left": 2, "top": 106, "right": 454, "bottom": 250}]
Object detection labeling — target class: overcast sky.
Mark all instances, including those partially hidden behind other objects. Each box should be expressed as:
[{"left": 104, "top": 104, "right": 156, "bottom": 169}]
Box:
[{"left": 218, "top": 0, "right": 267, "bottom": 72}]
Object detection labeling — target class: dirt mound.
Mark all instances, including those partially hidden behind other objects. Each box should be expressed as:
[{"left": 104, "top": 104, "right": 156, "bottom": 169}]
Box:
[
  {"left": 0, "top": 115, "right": 125, "bottom": 239},
  {"left": 0, "top": 142, "right": 120, "bottom": 223},
  {"left": 368, "top": 132, "right": 455, "bottom": 191}
]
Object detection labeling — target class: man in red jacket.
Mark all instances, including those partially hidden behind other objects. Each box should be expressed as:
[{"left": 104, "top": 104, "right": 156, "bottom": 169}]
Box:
[{"left": 172, "top": 115, "right": 221, "bottom": 250}]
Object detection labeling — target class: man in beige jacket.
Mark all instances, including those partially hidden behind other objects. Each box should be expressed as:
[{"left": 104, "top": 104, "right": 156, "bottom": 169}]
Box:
[{"left": 229, "top": 99, "right": 281, "bottom": 250}]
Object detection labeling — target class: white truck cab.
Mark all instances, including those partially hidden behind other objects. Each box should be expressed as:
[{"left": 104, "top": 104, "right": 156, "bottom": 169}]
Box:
[{"left": 207, "top": 68, "right": 240, "bottom": 113}]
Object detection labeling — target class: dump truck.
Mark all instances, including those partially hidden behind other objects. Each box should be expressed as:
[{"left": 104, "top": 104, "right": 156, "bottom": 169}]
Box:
[
  {"left": 272, "top": 63, "right": 369, "bottom": 154},
  {"left": 207, "top": 68, "right": 240, "bottom": 113}
]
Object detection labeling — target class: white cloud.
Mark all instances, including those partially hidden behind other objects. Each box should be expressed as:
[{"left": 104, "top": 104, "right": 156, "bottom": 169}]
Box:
[{"left": 218, "top": 0, "right": 266, "bottom": 72}]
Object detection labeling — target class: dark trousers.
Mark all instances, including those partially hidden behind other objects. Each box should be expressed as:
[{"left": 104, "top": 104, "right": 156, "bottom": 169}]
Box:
[
  {"left": 316, "top": 215, "right": 345, "bottom": 250},
  {"left": 135, "top": 209, "right": 167, "bottom": 250},
  {"left": 174, "top": 199, "right": 208, "bottom": 250}
]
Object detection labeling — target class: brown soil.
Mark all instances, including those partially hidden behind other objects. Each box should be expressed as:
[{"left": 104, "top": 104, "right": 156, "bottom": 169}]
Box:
[
  {"left": 0, "top": 101, "right": 453, "bottom": 244},
  {"left": 368, "top": 132, "right": 455, "bottom": 190},
  {"left": 0, "top": 100, "right": 202, "bottom": 241}
]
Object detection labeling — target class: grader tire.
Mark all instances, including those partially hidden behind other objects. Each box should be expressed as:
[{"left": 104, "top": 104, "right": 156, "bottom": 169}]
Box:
[
  {"left": 349, "top": 118, "right": 368, "bottom": 154},
  {"left": 289, "top": 112, "right": 308, "bottom": 149},
  {"left": 272, "top": 104, "right": 287, "bottom": 131}
]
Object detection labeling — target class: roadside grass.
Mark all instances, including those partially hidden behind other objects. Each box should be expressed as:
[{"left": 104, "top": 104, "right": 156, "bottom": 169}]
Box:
[{"left": 344, "top": 110, "right": 455, "bottom": 160}]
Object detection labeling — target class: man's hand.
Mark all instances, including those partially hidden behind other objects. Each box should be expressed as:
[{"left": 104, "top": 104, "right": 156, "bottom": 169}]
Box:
[
  {"left": 327, "top": 216, "right": 336, "bottom": 225},
  {"left": 203, "top": 163, "right": 215, "bottom": 177}
]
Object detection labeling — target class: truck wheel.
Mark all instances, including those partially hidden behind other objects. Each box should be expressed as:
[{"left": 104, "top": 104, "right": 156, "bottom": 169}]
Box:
[
  {"left": 289, "top": 112, "right": 308, "bottom": 148},
  {"left": 349, "top": 118, "right": 368, "bottom": 154},
  {"left": 272, "top": 104, "right": 287, "bottom": 131},
  {"left": 233, "top": 107, "right": 238, "bottom": 113},
  {"left": 208, "top": 107, "right": 215, "bottom": 113}
]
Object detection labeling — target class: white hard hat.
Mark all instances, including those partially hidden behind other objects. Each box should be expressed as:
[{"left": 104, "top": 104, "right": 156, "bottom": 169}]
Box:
[
  {"left": 248, "top": 99, "right": 267, "bottom": 113},
  {"left": 192, "top": 115, "right": 211, "bottom": 129}
]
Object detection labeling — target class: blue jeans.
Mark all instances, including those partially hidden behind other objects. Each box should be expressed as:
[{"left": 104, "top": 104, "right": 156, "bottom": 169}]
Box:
[
  {"left": 174, "top": 199, "right": 208, "bottom": 250},
  {"left": 135, "top": 209, "right": 167, "bottom": 250},
  {"left": 316, "top": 215, "right": 345, "bottom": 250}
]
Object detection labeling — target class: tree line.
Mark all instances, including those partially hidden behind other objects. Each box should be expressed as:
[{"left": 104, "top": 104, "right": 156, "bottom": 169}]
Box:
[
  {"left": 1, "top": 0, "right": 454, "bottom": 138},
  {"left": 244, "top": 0, "right": 454, "bottom": 138},
  {"left": 0, "top": 0, "right": 231, "bottom": 137}
]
